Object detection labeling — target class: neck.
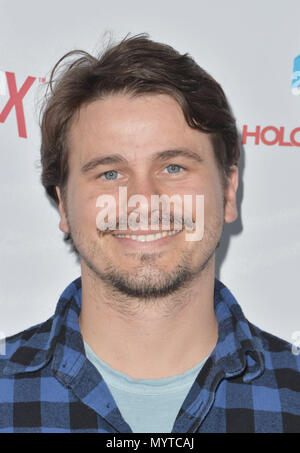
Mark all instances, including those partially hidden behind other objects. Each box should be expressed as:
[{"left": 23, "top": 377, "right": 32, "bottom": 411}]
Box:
[{"left": 78, "top": 256, "right": 218, "bottom": 379}]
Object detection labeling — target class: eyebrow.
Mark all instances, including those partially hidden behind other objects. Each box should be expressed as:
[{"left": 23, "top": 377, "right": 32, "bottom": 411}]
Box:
[
  {"left": 152, "top": 149, "right": 203, "bottom": 164},
  {"left": 80, "top": 148, "right": 203, "bottom": 173},
  {"left": 81, "top": 154, "right": 127, "bottom": 173}
]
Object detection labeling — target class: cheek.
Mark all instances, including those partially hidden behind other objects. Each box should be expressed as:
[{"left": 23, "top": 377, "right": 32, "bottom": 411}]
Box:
[
  {"left": 186, "top": 187, "right": 223, "bottom": 235},
  {"left": 200, "top": 168, "right": 224, "bottom": 215},
  {"left": 67, "top": 188, "right": 99, "bottom": 232},
  {"left": 178, "top": 179, "right": 221, "bottom": 224}
]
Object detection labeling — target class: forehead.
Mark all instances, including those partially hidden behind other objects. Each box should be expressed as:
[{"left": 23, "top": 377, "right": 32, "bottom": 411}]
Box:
[{"left": 67, "top": 93, "right": 214, "bottom": 167}]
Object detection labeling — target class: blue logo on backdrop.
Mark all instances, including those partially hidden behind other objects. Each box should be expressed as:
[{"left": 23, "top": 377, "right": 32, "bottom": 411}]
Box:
[{"left": 292, "top": 55, "right": 300, "bottom": 95}]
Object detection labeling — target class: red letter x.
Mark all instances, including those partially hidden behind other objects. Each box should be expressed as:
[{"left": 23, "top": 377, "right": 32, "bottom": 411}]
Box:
[{"left": 0, "top": 72, "right": 36, "bottom": 138}]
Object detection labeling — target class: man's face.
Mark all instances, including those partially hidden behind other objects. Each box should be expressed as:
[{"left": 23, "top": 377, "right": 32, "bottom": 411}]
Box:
[{"left": 56, "top": 93, "right": 238, "bottom": 299}]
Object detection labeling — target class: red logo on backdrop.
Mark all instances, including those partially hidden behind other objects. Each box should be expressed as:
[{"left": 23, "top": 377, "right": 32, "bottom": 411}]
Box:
[
  {"left": 242, "top": 125, "right": 300, "bottom": 147},
  {"left": 0, "top": 71, "right": 45, "bottom": 139}
]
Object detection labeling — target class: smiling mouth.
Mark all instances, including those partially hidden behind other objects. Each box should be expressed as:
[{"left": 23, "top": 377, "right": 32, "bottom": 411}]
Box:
[{"left": 113, "top": 229, "right": 182, "bottom": 242}]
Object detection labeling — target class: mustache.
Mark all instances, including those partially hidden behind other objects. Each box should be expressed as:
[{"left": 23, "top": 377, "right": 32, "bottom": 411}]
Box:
[{"left": 97, "top": 210, "right": 195, "bottom": 235}]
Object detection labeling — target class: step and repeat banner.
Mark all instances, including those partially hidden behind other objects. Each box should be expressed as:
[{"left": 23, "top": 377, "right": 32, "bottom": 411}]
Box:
[{"left": 0, "top": 0, "right": 299, "bottom": 344}]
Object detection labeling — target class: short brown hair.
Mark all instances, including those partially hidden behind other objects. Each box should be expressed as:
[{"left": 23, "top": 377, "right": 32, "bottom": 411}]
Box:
[{"left": 40, "top": 33, "right": 240, "bottom": 244}]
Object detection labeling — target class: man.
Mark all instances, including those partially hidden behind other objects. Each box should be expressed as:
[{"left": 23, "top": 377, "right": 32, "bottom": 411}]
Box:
[{"left": 0, "top": 34, "right": 299, "bottom": 433}]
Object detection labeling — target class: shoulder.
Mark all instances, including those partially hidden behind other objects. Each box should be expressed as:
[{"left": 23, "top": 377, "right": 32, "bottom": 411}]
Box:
[
  {"left": 254, "top": 322, "right": 299, "bottom": 361},
  {"left": 0, "top": 316, "right": 54, "bottom": 376},
  {"left": 251, "top": 322, "right": 300, "bottom": 391}
]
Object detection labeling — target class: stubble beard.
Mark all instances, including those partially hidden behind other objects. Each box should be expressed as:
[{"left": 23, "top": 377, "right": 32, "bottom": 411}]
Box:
[{"left": 67, "top": 216, "right": 223, "bottom": 306}]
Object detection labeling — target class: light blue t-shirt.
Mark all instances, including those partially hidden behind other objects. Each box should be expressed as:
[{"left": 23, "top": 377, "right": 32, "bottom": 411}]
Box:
[{"left": 84, "top": 341, "right": 208, "bottom": 433}]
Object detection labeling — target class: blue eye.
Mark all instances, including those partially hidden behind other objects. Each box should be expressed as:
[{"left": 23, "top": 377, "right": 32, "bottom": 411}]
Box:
[
  {"left": 100, "top": 170, "right": 120, "bottom": 180},
  {"left": 165, "top": 164, "right": 183, "bottom": 174}
]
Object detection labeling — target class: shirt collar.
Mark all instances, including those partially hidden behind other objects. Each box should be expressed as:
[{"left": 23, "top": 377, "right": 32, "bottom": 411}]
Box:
[
  {"left": 3, "top": 277, "right": 264, "bottom": 382},
  {"left": 3, "top": 278, "right": 83, "bottom": 376},
  {"left": 211, "top": 279, "right": 264, "bottom": 382}
]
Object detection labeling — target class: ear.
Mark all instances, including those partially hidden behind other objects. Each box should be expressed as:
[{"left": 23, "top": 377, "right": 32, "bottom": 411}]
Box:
[
  {"left": 56, "top": 186, "right": 70, "bottom": 233},
  {"left": 224, "top": 166, "right": 239, "bottom": 223}
]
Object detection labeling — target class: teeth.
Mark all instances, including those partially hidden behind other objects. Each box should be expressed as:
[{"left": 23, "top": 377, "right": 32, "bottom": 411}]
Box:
[{"left": 115, "top": 230, "right": 181, "bottom": 242}]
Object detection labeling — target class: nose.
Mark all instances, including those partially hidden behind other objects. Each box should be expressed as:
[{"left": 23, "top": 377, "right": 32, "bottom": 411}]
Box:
[
  {"left": 127, "top": 173, "right": 161, "bottom": 203},
  {"left": 128, "top": 173, "right": 160, "bottom": 218},
  {"left": 117, "top": 173, "right": 164, "bottom": 230}
]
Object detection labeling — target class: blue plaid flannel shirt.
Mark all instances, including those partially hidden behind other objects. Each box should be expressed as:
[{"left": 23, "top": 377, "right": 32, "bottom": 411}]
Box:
[{"left": 1, "top": 277, "right": 300, "bottom": 433}]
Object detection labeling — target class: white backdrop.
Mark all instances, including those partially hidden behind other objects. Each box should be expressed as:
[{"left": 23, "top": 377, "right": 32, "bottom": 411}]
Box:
[{"left": 0, "top": 0, "right": 299, "bottom": 343}]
